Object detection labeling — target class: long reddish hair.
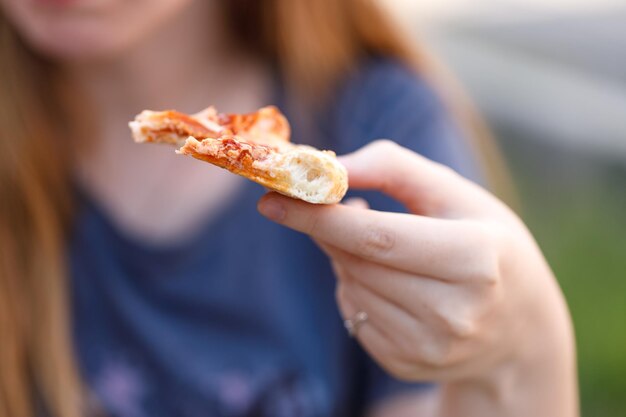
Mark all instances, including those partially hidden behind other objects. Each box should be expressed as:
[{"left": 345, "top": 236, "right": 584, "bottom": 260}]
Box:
[{"left": 0, "top": 1, "right": 509, "bottom": 416}]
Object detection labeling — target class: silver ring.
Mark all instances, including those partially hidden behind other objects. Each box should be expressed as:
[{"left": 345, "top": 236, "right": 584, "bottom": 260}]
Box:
[{"left": 344, "top": 311, "right": 368, "bottom": 337}]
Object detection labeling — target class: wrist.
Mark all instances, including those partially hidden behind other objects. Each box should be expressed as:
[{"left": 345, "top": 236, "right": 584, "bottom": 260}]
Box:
[{"left": 440, "top": 283, "right": 578, "bottom": 417}]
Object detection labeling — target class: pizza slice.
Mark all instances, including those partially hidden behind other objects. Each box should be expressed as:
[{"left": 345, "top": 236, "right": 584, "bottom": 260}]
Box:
[{"left": 129, "top": 105, "right": 348, "bottom": 204}]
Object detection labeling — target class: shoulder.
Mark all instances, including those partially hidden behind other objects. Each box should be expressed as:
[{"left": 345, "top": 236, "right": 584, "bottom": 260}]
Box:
[
  {"left": 339, "top": 57, "right": 437, "bottom": 106},
  {"left": 328, "top": 57, "right": 481, "bottom": 181},
  {"left": 329, "top": 57, "right": 451, "bottom": 151},
  {"left": 332, "top": 57, "right": 441, "bottom": 143}
]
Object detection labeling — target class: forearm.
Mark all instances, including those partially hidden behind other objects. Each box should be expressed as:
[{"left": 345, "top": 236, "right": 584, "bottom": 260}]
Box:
[{"left": 436, "top": 285, "right": 578, "bottom": 417}]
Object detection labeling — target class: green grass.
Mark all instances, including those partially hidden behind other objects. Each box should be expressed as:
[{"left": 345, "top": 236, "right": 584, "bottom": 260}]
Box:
[{"left": 506, "top": 146, "right": 626, "bottom": 417}]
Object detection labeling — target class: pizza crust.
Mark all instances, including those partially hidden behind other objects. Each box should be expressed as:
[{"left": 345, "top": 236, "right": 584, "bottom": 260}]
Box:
[{"left": 129, "top": 106, "right": 348, "bottom": 204}]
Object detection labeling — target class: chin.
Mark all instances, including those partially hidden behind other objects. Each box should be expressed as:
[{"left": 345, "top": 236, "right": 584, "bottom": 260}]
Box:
[
  {"left": 20, "top": 22, "right": 131, "bottom": 62},
  {"left": 1, "top": 0, "right": 196, "bottom": 63}
]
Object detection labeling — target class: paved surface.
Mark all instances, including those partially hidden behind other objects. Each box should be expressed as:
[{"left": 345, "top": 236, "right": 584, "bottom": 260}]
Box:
[
  {"left": 454, "top": 8, "right": 626, "bottom": 84},
  {"left": 419, "top": 8, "right": 626, "bottom": 163}
]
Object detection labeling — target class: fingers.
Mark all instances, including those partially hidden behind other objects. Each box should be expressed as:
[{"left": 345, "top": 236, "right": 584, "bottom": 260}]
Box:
[
  {"left": 346, "top": 281, "right": 423, "bottom": 344},
  {"left": 338, "top": 140, "right": 497, "bottom": 218},
  {"left": 336, "top": 281, "right": 419, "bottom": 376},
  {"left": 334, "top": 248, "right": 489, "bottom": 339},
  {"left": 338, "top": 279, "right": 464, "bottom": 380},
  {"left": 330, "top": 246, "right": 447, "bottom": 315},
  {"left": 337, "top": 268, "right": 482, "bottom": 379},
  {"left": 258, "top": 193, "right": 500, "bottom": 282}
]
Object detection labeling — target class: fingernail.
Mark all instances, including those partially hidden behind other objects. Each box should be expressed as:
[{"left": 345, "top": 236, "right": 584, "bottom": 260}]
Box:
[{"left": 258, "top": 197, "right": 286, "bottom": 221}]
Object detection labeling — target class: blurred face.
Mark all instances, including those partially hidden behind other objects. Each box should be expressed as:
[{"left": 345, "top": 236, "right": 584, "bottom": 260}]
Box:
[{"left": 0, "top": 0, "right": 199, "bottom": 60}]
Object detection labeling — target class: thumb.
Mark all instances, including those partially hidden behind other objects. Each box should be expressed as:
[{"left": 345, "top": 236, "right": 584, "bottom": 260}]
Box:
[{"left": 338, "top": 140, "right": 494, "bottom": 218}]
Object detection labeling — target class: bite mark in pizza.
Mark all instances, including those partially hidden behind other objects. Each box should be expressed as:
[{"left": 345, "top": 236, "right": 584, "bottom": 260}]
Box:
[{"left": 129, "top": 105, "right": 348, "bottom": 204}]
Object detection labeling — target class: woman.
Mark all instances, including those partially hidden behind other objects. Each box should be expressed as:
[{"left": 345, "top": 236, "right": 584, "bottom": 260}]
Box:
[{"left": 0, "top": 0, "right": 577, "bottom": 416}]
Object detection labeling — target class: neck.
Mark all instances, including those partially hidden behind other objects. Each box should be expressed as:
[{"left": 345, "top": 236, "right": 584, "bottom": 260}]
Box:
[{"left": 58, "top": 0, "right": 268, "bottom": 142}]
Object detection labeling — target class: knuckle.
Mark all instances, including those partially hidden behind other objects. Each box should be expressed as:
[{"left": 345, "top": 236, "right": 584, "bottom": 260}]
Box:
[
  {"left": 370, "top": 139, "right": 400, "bottom": 154},
  {"left": 368, "top": 140, "right": 409, "bottom": 162},
  {"left": 434, "top": 303, "right": 479, "bottom": 339},
  {"left": 467, "top": 224, "right": 502, "bottom": 285},
  {"left": 355, "top": 225, "right": 396, "bottom": 259},
  {"left": 447, "top": 316, "right": 477, "bottom": 338},
  {"left": 477, "top": 260, "right": 500, "bottom": 286}
]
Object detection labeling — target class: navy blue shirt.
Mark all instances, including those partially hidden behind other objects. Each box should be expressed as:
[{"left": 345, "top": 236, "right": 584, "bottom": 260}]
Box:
[{"left": 69, "top": 59, "right": 481, "bottom": 417}]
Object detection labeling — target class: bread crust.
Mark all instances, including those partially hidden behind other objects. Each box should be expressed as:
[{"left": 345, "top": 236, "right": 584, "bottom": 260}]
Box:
[{"left": 129, "top": 106, "right": 348, "bottom": 204}]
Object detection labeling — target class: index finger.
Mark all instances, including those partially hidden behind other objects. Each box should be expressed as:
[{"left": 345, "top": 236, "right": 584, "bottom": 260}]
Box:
[{"left": 257, "top": 193, "right": 499, "bottom": 283}]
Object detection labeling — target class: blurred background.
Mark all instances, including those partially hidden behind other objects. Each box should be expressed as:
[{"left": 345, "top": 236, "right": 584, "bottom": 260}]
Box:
[{"left": 381, "top": 0, "right": 626, "bottom": 415}]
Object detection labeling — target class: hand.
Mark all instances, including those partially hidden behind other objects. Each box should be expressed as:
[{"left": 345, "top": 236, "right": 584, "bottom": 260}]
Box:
[{"left": 257, "top": 140, "right": 577, "bottom": 417}]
